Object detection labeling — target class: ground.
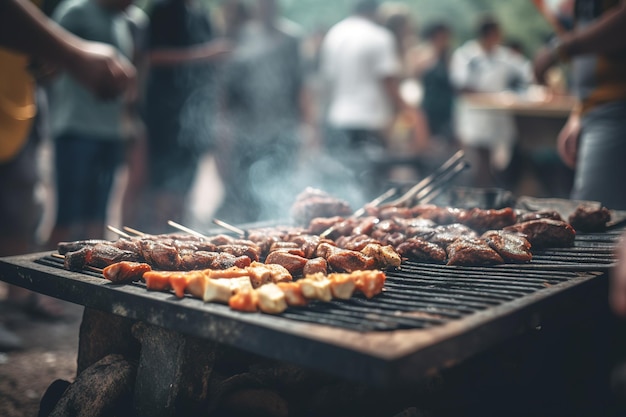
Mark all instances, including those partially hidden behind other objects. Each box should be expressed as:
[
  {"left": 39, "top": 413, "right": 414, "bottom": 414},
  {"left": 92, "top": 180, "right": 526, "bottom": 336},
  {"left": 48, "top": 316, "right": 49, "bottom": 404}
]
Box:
[{"left": 0, "top": 289, "right": 83, "bottom": 417}]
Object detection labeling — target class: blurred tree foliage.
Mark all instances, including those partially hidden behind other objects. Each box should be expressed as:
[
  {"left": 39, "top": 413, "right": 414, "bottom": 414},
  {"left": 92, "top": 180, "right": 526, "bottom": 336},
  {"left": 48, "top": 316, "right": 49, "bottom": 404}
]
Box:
[{"left": 279, "top": 0, "right": 555, "bottom": 58}]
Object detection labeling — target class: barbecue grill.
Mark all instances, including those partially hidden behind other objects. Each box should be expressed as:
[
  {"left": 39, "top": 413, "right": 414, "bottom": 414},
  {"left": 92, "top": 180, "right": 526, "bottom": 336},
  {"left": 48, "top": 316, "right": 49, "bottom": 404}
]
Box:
[{"left": 0, "top": 226, "right": 619, "bottom": 389}]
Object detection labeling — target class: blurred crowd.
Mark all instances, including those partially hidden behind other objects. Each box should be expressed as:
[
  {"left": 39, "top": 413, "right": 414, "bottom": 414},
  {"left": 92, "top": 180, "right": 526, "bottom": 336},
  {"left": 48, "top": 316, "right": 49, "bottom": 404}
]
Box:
[{"left": 2, "top": 0, "right": 626, "bottom": 343}]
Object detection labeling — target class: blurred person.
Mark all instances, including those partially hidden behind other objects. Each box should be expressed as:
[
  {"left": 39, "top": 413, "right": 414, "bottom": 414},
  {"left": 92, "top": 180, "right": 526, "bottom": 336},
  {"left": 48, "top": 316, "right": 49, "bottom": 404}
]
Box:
[
  {"left": 142, "top": 0, "right": 231, "bottom": 233},
  {"left": 215, "top": 0, "right": 305, "bottom": 223},
  {"left": 46, "top": 0, "right": 136, "bottom": 245},
  {"left": 120, "top": 3, "right": 149, "bottom": 228},
  {"left": 380, "top": 5, "right": 431, "bottom": 155},
  {"left": 213, "top": 0, "right": 250, "bottom": 40},
  {"left": 0, "top": 0, "right": 134, "bottom": 348},
  {"left": 412, "top": 22, "right": 455, "bottom": 143},
  {"left": 534, "top": 0, "right": 626, "bottom": 210},
  {"left": 320, "top": 0, "right": 416, "bottom": 204},
  {"left": 450, "top": 15, "right": 532, "bottom": 188}
]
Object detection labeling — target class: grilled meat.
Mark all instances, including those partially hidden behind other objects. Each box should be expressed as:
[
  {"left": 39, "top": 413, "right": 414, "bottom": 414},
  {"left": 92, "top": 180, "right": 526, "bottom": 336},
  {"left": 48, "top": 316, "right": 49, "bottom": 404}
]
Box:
[
  {"left": 291, "top": 187, "right": 352, "bottom": 226},
  {"left": 568, "top": 205, "right": 611, "bottom": 232},
  {"left": 103, "top": 261, "right": 152, "bottom": 283},
  {"left": 256, "top": 283, "right": 288, "bottom": 314},
  {"left": 65, "top": 244, "right": 141, "bottom": 271},
  {"left": 360, "top": 243, "right": 402, "bottom": 269},
  {"left": 303, "top": 257, "right": 328, "bottom": 275},
  {"left": 396, "top": 238, "right": 447, "bottom": 263},
  {"left": 229, "top": 288, "right": 259, "bottom": 312},
  {"left": 429, "top": 224, "right": 477, "bottom": 248},
  {"left": 264, "top": 251, "right": 308, "bottom": 276},
  {"left": 504, "top": 219, "right": 575, "bottom": 248},
  {"left": 481, "top": 230, "right": 532, "bottom": 263},
  {"left": 446, "top": 237, "right": 504, "bottom": 266},
  {"left": 335, "top": 234, "right": 381, "bottom": 251},
  {"left": 516, "top": 210, "right": 562, "bottom": 223},
  {"left": 316, "top": 243, "right": 377, "bottom": 273},
  {"left": 58, "top": 239, "right": 109, "bottom": 255},
  {"left": 457, "top": 207, "right": 517, "bottom": 232}
]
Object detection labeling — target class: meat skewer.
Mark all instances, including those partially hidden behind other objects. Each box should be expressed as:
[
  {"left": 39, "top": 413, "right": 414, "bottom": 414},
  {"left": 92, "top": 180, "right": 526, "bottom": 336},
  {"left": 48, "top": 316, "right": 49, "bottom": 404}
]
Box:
[{"left": 212, "top": 218, "right": 247, "bottom": 238}]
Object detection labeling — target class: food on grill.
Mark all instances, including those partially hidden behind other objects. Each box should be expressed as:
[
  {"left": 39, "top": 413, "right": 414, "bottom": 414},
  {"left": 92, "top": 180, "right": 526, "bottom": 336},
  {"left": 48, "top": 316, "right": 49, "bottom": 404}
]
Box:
[
  {"left": 65, "top": 244, "right": 140, "bottom": 271},
  {"left": 568, "top": 205, "right": 611, "bottom": 232},
  {"left": 429, "top": 224, "right": 477, "bottom": 248},
  {"left": 256, "top": 283, "right": 288, "bottom": 314},
  {"left": 303, "top": 257, "right": 328, "bottom": 275},
  {"left": 102, "top": 261, "right": 152, "bottom": 283},
  {"left": 360, "top": 243, "right": 402, "bottom": 268},
  {"left": 58, "top": 239, "right": 109, "bottom": 254},
  {"left": 516, "top": 210, "right": 562, "bottom": 223},
  {"left": 481, "top": 231, "right": 532, "bottom": 263},
  {"left": 264, "top": 251, "right": 308, "bottom": 276},
  {"left": 446, "top": 237, "right": 504, "bottom": 266},
  {"left": 316, "top": 243, "right": 377, "bottom": 273},
  {"left": 276, "top": 282, "right": 308, "bottom": 306},
  {"left": 328, "top": 272, "right": 357, "bottom": 299},
  {"left": 353, "top": 270, "right": 386, "bottom": 298},
  {"left": 504, "top": 219, "right": 576, "bottom": 248},
  {"left": 202, "top": 278, "right": 233, "bottom": 303},
  {"left": 299, "top": 273, "right": 333, "bottom": 302},
  {"left": 291, "top": 188, "right": 352, "bottom": 226},
  {"left": 396, "top": 238, "right": 447, "bottom": 263},
  {"left": 229, "top": 288, "right": 259, "bottom": 312}
]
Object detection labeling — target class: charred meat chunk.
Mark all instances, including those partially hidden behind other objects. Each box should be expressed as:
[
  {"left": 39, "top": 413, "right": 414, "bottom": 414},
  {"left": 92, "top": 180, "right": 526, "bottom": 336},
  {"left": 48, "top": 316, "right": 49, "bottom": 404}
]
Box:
[
  {"left": 291, "top": 188, "right": 352, "bottom": 226},
  {"left": 302, "top": 257, "right": 328, "bottom": 275},
  {"left": 396, "top": 238, "right": 447, "bottom": 263},
  {"left": 568, "top": 205, "right": 611, "bottom": 232},
  {"left": 65, "top": 244, "right": 141, "bottom": 271},
  {"left": 265, "top": 251, "right": 309, "bottom": 277},
  {"left": 457, "top": 207, "right": 517, "bottom": 232},
  {"left": 481, "top": 230, "right": 532, "bottom": 263},
  {"left": 504, "top": 219, "right": 575, "bottom": 248},
  {"left": 103, "top": 261, "right": 152, "bottom": 283},
  {"left": 516, "top": 210, "right": 562, "bottom": 223},
  {"left": 429, "top": 224, "right": 477, "bottom": 248},
  {"left": 446, "top": 237, "right": 504, "bottom": 266}
]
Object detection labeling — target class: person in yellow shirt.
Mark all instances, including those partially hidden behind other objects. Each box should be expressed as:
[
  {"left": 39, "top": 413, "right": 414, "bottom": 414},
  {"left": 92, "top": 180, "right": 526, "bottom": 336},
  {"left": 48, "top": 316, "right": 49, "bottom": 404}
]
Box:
[{"left": 0, "top": 0, "right": 135, "bottom": 349}]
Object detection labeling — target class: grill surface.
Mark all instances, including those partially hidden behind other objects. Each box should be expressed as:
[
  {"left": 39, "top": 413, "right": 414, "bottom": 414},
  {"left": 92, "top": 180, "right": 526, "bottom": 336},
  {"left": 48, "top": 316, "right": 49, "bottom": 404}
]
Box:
[
  {"left": 0, "top": 223, "right": 620, "bottom": 386},
  {"left": 34, "top": 228, "right": 619, "bottom": 333}
]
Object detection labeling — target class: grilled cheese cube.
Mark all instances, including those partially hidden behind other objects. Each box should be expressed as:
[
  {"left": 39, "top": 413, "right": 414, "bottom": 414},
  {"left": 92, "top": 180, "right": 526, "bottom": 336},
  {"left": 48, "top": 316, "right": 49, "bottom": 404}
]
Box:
[
  {"left": 246, "top": 262, "right": 273, "bottom": 288},
  {"left": 185, "top": 272, "right": 208, "bottom": 299},
  {"left": 299, "top": 273, "right": 332, "bottom": 302},
  {"left": 256, "top": 283, "right": 288, "bottom": 314},
  {"left": 228, "top": 276, "right": 253, "bottom": 294},
  {"left": 352, "top": 270, "right": 386, "bottom": 299},
  {"left": 265, "top": 263, "right": 293, "bottom": 283},
  {"left": 327, "top": 273, "right": 356, "bottom": 300},
  {"left": 202, "top": 278, "right": 233, "bottom": 303},
  {"left": 228, "top": 287, "right": 258, "bottom": 312},
  {"left": 277, "top": 282, "right": 307, "bottom": 306}
]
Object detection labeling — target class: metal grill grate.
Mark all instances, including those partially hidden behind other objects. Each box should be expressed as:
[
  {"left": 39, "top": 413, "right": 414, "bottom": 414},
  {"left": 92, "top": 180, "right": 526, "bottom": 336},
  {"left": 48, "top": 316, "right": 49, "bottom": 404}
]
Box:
[{"left": 35, "top": 229, "right": 619, "bottom": 333}]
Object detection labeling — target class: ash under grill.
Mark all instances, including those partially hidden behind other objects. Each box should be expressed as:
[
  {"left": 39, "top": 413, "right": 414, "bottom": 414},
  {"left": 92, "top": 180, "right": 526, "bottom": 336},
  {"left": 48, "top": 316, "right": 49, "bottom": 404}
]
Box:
[{"left": 35, "top": 229, "right": 619, "bottom": 333}]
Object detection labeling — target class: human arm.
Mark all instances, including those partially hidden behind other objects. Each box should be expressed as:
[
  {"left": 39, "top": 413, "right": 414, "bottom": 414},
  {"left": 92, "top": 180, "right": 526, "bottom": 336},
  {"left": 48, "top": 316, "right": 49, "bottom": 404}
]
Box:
[
  {"left": 534, "top": 0, "right": 626, "bottom": 83},
  {"left": 149, "top": 40, "right": 232, "bottom": 67},
  {"left": 556, "top": 107, "right": 581, "bottom": 169},
  {"left": 0, "top": 0, "right": 134, "bottom": 99}
]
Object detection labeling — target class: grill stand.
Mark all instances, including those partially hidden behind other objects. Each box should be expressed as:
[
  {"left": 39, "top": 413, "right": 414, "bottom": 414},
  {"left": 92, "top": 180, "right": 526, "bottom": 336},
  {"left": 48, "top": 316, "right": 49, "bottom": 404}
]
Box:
[{"left": 63, "top": 288, "right": 615, "bottom": 417}]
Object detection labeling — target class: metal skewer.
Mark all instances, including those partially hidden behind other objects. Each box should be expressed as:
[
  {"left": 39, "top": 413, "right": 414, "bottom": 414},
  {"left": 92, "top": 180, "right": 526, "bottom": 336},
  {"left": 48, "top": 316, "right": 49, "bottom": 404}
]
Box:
[
  {"left": 107, "top": 225, "right": 132, "bottom": 239},
  {"left": 122, "top": 226, "right": 146, "bottom": 236},
  {"left": 167, "top": 220, "right": 209, "bottom": 239},
  {"left": 212, "top": 218, "right": 247, "bottom": 238},
  {"left": 382, "top": 149, "right": 465, "bottom": 208}
]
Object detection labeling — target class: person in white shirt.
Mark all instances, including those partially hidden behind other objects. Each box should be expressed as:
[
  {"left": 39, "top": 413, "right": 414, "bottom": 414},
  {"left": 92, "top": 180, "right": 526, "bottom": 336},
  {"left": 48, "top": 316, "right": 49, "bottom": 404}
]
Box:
[
  {"left": 450, "top": 16, "right": 532, "bottom": 187},
  {"left": 320, "top": 0, "right": 407, "bottom": 203}
]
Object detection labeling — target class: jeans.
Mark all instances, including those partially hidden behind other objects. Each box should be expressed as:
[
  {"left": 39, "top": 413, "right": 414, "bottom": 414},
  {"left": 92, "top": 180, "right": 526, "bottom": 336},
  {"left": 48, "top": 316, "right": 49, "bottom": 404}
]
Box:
[{"left": 573, "top": 101, "right": 626, "bottom": 210}]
